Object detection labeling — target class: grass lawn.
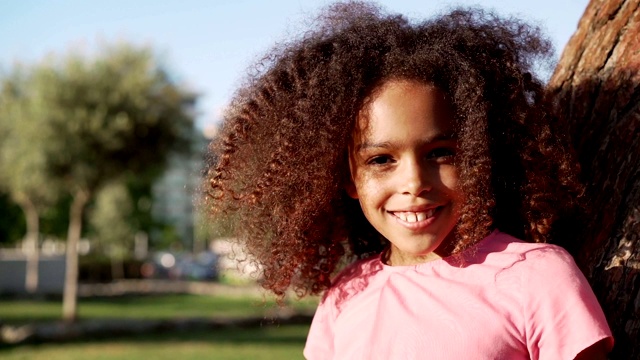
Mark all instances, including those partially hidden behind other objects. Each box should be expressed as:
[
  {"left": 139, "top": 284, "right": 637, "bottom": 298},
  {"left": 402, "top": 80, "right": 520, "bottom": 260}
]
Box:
[
  {"left": 0, "top": 294, "right": 319, "bottom": 325},
  {"left": 0, "top": 294, "right": 318, "bottom": 359},
  {"left": 0, "top": 324, "right": 311, "bottom": 360}
]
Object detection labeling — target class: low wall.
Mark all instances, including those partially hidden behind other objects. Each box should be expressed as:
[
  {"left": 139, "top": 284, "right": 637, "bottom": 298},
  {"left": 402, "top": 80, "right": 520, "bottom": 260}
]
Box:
[{"left": 0, "top": 253, "right": 65, "bottom": 295}]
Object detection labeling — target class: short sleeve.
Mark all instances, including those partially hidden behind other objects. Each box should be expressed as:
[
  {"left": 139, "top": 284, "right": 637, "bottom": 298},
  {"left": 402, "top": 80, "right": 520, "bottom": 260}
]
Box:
[
  {"left": 521, "top": 245, "right": 613, "bottom": 360},
  {"left": 304, "top": 293, "right": 335, "bottom": 359}
]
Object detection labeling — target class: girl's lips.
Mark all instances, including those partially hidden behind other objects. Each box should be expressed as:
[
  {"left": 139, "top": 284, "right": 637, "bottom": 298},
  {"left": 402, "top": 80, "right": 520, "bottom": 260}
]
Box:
[
  {"left": 390, "top": 208, "right": 437, "bottom": 222},
  {"left": 388, "top": 206, "right": 441, "bottom": 228}
]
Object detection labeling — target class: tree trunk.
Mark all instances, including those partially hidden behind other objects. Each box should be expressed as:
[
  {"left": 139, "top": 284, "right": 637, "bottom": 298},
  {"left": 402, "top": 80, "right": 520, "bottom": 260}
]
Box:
[
  {"left": 547, "top": 0, "right": 640, "bottom": 358},
  {"left": 62, "top": 189, "right": 90, "bottom": 323},
  {"left": 111, "top": 252, "right": 124, "bottom": 280},
  {"left": 18, "top": 196, "right": 39, "bottom": 294}
]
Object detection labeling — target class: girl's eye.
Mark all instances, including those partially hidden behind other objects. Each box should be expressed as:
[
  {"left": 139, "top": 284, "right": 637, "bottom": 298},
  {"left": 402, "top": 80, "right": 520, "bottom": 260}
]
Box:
[{"left": 366, "top": 155, "right": 394, "bottom": 165}]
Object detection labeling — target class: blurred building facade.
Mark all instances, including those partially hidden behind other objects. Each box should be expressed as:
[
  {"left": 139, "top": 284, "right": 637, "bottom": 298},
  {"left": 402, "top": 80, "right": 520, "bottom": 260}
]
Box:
[{"left": 151, "top": 126, "right": 210, "bottom": 251}]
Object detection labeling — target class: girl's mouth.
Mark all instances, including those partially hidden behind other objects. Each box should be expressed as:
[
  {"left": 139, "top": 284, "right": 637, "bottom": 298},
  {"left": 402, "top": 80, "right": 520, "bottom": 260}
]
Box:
[{"left": 389, "top": 207, "right": 439, "bottom": 223}]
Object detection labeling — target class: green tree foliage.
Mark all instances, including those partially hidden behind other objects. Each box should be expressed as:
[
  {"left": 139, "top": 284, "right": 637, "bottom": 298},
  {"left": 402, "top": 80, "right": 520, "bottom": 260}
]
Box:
[
  {"left": 0, "top": 193, "right": 25, "bottom": 244},
  {"left": 0, "top": 66, "right": 62, "bottom": 293},
  {"left": 0, "top": 42, "right": 197, "bottom": 321},
  {"left": 89, "top": 181, "right": 135, "bottom": 279}
]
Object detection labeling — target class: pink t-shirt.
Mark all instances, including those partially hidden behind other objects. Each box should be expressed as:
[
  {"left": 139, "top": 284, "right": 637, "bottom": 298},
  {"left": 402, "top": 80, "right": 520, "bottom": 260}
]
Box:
[{"left": 304, "top": 231, "right": 613, "bottom": 359}]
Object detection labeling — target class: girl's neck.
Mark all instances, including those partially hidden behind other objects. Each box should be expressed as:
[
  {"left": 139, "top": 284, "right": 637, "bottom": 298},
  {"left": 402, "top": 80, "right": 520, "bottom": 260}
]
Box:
[{"left": 384, "top": 247, "right": 442, "bottom": 266}]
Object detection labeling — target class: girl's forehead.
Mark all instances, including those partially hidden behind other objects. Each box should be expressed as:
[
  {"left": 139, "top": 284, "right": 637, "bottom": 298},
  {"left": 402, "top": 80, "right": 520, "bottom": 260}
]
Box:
[{"left": 352, "top": 79, "right": 456, "bottom": 144}]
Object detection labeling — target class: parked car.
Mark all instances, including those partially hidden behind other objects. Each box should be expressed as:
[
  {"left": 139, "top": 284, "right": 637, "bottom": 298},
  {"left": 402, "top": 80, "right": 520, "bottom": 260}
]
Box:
[{"left": 141, "top": 251, "right": 219, "bottom": 281}]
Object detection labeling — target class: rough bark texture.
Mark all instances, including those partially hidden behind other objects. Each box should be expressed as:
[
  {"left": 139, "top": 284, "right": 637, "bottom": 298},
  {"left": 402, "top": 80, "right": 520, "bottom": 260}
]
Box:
[
  {"left": 62, "top": 189, "right": 90, "bottom": 323},
  {"left": 547, "top": 0, "right": 640, "bottom": 358},
  {"left": 18, "top": 197, "right": 39, "bottom": 294}
]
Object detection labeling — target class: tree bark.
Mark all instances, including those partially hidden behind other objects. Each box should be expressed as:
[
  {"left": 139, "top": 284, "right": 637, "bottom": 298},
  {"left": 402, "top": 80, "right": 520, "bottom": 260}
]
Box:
[
  {"left": 17, "top": 196, "right": 39, "bottom": 294},
  {"left": 111, "top": 253, "right": 125, "bottom": 280},
  {"left": 547, "top": 0, "right": 640, "bottom": 358},
  {"left": 62, "top": 189, "right": 90, "bottom": 323}
]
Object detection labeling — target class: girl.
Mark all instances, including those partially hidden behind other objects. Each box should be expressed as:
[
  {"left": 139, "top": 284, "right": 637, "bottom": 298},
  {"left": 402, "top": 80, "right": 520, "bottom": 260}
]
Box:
[{"left": 206, "top": 2, "right": 613, "bottom": 359}]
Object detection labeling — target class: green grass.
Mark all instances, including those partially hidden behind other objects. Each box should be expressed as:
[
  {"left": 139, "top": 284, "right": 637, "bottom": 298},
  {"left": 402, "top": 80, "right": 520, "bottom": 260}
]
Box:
[
  {"left": 0, "top": 324, "right": 310, "bottom": 360},
  {"left": 0, "top": 294, "right": 319, "bottom": 325},
  {"left": 0, "top": 294, "right": 318, "bottom": 359}
]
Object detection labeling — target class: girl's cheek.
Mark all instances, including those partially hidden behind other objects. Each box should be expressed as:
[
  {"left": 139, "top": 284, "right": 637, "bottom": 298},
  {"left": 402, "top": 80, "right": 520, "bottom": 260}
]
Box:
[
  {"left": 441, "top": 166, "right": 462, "bottom": 197},
  {"left": 434, "top": 164, "right": 452, "bottom": 181}
]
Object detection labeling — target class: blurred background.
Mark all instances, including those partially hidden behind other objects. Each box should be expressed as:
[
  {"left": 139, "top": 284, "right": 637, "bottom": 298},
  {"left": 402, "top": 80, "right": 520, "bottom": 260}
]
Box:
[{"left": 0, "top": 1, "right": 588, "bottom": 359}]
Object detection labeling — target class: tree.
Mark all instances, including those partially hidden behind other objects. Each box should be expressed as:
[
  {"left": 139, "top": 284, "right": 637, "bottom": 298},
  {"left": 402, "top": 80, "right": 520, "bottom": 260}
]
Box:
[
  {"left": 88, "top": 173, "right": 157, "bottom": 276},
  {"left": 0, "top": 69, "right": 61, "bottom": 293},
  {"left": 2, "top": 42, "right": 196, "bottom": 321},
  {"left": 89, "top": 181, "right": 135, "bottom": 280},
  {"left": 0, "top": 193, "right": 25, "bottom": 245},
  {"left": 547, "top": 0, "right": 639, "bottom": 357}
]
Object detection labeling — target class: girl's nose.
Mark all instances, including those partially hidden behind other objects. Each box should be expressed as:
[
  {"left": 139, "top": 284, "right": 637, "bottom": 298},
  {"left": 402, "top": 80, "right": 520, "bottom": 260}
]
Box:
[{"left": 399, "top": 158, "right": 431, "bottom": 196}]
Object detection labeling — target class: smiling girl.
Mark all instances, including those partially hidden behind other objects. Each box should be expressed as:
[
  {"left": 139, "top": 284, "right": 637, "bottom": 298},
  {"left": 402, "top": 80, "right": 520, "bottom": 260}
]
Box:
[
  {"left": 346, "top": 81, "right": 460, "bottom": 267},
  {"left": 206, "top": 2, "right": 613, "bottom": 359}
]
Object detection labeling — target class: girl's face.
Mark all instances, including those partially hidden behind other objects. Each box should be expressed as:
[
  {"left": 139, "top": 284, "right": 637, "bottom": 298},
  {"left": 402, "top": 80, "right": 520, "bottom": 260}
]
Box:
[{"left": 348, "top": 79, "right": 462, "bottom": 266}]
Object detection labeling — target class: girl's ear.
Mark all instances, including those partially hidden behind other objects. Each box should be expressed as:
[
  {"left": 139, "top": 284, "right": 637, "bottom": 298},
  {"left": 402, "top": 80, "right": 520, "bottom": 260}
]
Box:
[
  {"left": 345, "top": 177, "right": 358, "bottom": 199},
  {"left": 345, "top": 149, "right": 359, "bottom": 199}
]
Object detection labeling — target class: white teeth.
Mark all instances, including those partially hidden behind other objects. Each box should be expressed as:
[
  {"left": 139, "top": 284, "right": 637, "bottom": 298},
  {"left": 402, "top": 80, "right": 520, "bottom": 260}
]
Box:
[{"left": 393, "top": 209, "right": 436, "bottom": 222}]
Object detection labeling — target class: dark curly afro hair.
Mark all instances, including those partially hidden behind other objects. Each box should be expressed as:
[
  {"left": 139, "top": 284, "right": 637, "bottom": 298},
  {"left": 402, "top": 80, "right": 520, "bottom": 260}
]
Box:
[{"left": 205, "top": 1, "right": 583, "bottom": 298}]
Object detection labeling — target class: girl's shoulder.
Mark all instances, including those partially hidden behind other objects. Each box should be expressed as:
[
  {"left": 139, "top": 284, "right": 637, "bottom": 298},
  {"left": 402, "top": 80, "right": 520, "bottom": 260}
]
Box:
[
  {"left": 317, "top": 254, "right": 385, "bottom": 311},
  {"left": 472, "top": 230, "right": 578, "bottom": 271},
  {"left": 475, "top": 231, "right": 590, "bottom": 297},
  {"left": 484, "top": 232, "right": 614, "bottom": 357},
  {"left": 329, "top": 254, "right": 385, "bottom": 290}
]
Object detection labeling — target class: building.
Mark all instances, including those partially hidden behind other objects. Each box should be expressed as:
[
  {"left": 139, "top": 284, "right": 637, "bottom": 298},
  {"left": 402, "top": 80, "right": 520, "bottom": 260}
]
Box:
[{"left": 151, "top": 126, "right": 211, "bottom": 252}]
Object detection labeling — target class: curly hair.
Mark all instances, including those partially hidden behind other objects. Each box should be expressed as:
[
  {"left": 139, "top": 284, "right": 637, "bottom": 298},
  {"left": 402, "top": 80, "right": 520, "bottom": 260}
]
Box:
[{"left": 205, "top": 2, "right": 583, "bottom": 298}]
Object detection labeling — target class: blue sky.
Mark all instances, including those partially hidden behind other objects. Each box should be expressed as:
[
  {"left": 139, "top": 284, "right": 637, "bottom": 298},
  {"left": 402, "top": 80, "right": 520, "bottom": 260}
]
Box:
[{"left": 0, "top": 0, "right": 589, "bottom": 129}]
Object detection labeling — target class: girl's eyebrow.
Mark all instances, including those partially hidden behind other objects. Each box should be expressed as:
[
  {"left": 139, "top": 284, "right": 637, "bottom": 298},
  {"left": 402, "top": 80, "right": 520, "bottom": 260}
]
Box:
[
  {"left": 356, "top": 133, "right": 457, "bottom": 152},
  {"left": 356, "top": 141, "right": 392, "bottom": 151}
]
